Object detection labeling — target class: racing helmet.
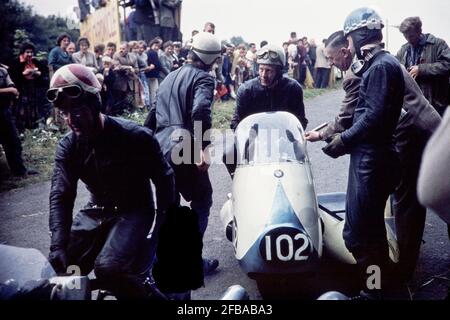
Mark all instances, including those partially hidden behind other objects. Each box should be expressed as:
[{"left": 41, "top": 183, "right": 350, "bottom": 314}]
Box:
[
  {"left": 256, "top": 44, "right": 286, "bottom": 67},
  {"left": 343, "top": 7, "right": 384, "bottom": 37},
  {"left": 191, "top": 32, "right": 222, "bottom": 66},
  {"left": 47, "top": 64, "right": 102, "bottom": 111},
  {"left": 343, "top": 7, "right": 384, "bottom": 60}
]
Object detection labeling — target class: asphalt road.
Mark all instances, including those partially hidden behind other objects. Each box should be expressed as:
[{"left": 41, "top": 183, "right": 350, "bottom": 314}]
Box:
[{"left": 1, "top": 89, "right": 449, "bottom": 300}]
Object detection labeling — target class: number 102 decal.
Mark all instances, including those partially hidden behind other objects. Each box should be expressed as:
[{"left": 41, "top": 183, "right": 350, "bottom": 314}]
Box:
[{"left": 262, "top": 231, "right": 312, "bottom": 262}]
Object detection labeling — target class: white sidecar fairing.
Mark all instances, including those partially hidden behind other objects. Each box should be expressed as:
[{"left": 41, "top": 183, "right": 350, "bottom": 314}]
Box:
[
  {"left": 318, "top": 192, "right": 400, "bottom": 264},
  {"left": 221, "top": 112, "right": 323, "bottom": 276}
]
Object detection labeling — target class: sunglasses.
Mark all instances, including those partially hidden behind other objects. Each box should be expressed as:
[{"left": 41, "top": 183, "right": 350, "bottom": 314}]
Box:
[{"left": 46, "top": 85, "right": 83, "bottom": 103}]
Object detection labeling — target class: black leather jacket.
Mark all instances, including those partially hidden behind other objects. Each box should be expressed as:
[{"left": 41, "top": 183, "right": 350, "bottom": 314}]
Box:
[
  {"left": 341, "top": 51, "right": 405, "bottom": 149},
  {"left": 49, "top": 116, "right": 175, "bottom": 251},
  {"left": 145, "top": 63, "right": 215, "bottom": 156},
  {"left": 230, "top": 76, "right": 308, "bottom": 130}
]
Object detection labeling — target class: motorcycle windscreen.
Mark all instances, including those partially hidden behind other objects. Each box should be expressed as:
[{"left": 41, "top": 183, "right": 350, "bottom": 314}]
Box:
[
  {"left": 235, "top": 111, "right": 306, "bottom": 166},
  {"left": 0, "top": 244, "right": 56, "bottom": 287}
]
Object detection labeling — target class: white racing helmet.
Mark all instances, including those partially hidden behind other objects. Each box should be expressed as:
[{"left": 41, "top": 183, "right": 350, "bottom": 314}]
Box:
[{"left": 191, "top": 32, "right": 222, "bottom": 66}]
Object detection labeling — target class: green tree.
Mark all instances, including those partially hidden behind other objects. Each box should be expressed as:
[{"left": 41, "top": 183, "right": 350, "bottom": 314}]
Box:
[
  {"left": 13, "top": 29, "right": 31, "bottom": 57},
  {"left": 0, "top": 0, "right": 79, "bottom": 64}
]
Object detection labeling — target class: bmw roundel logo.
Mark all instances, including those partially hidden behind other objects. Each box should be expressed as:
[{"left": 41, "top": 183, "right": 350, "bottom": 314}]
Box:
[{"left": 274, "top": 170, "right": 284, "bottom": 178}]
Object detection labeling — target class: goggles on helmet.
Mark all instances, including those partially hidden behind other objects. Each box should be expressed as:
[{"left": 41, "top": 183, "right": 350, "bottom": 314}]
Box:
[
  {"left": 256, "top": 48, "right": 283, "bottom": 66},
  {"left": 46, "top": 84, "right": 83, "bottom": 103}
]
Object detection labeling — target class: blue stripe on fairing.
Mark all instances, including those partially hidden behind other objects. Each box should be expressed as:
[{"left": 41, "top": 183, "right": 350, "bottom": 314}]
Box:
[
  {"left": 265, "top": 181, "right": 306, "bottom": 231},
  {"left": 237, "top": 182, "right": 319, "bottom": 275}
]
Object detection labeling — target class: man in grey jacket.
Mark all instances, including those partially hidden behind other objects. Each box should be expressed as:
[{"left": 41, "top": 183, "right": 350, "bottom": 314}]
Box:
[
  {"left": 396, "top": 16, "right": 450, "bottom": 116},
  {"left": 306, "top": 30, "right": 442, "bottom": 283}
]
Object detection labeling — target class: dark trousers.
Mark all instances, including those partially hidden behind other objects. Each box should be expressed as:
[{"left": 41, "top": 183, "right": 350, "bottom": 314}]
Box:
[
  {"left": 66, "top": 206, "right": 155, "bottom": 299},
  {"left": 126, "top": 26, "right": 138, "bottom": 41},
  {"left": 392, "top": 116, "right": 430, "bottom": 280},
  {"left": 170, "top": 163, "right": 213, "bottom": 237},
  {"left": 343, "top": 147, "right": 400, "bottom": 289},
  {"left": 161, "top": 27, "right": 178, "bottom": 42},
  {"left": 315, "top": 68, "right": 330, "bottom": 88},
  {"left": 298, "top": 64, "right": 307, "bottom": 86},
  {"left": 0, "top": 107, "right": 26, "bottom": 175},
  {"left": 78, "top": 0, "right": 90, "bottom": 22},
  {"left": 136, "top": 23, "right": 160, "bottom": 43}
]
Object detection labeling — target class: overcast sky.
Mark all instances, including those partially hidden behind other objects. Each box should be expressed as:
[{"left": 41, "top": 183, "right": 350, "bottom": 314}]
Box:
[{"left": 22, "top": 0, "right": 450, "bottom": 53}]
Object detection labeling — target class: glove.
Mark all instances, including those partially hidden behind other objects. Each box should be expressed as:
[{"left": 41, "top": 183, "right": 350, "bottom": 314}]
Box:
[
  {"left": 322, "top": 133, "right": 348, "bottom": 159},
  {"left": 48, "top": 249, "right": 67, "bottom": 275}
]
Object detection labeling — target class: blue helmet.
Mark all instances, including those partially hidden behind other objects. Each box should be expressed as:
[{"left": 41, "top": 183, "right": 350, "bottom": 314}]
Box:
[{"left": 343, "top": 7, "right": 384, "bottom": 37}]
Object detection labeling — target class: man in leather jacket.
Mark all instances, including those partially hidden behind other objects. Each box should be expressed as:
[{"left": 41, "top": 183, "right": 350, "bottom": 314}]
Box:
[
  {"left": 312, "top": 8, "right": 405, "bottom": 298},
  {"left": 306, "top": 30, "right": 442, "bottom": 284},
  {"left": 223, "top": 44, "right": 308, "bottom": 176},
  {"left": 230, "top": 44, "right": 308, "bottom": 130},
  {"left": 47, "top": 64, "right": 175, "bottom": 299},
  {"left": 144, "top": 32, "right": 222, "bottom": 276}
]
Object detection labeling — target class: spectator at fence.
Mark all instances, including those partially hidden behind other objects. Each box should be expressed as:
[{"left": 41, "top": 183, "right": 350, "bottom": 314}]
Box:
[
  {"left": 172, "top": 41, "right": 183, "bottom": 70},
  {"left": 314, "top": 39, "right": 331, "bottom": 88},
  {"left": 159, "top": 41, "right": 174, "bottom": 81},
  {"left": 48, "top": 33, "right": 72, "bottom": 76},
  {"left": 105, "top": 42, "right": 117, "bottom": 59},
  {"left": 146, "top": 38, "right": 162, "bottom": 110},
  {"left": 67, "top": 42, "right": 76, "bottom": 57},
  {"left": 111, "top": 42, "right": 139, "bottom": 114},
  {"left": 94, "top": 43, "right": 105, "bottom": 74},
  {"left": 10, "top": 42, "right": 49, "bottom": 131},
  {"left": 72, "top": 37, "right": 98, "bottom": 74}
]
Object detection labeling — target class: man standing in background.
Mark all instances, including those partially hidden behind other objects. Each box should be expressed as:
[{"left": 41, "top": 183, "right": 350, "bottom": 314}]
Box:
[{"left": 396, "top": 16, "right": 450, "bottom": 116}]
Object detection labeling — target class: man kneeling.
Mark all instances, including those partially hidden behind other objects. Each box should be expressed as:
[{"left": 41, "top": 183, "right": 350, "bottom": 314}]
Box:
[{"left": 47, "top": 64, "right": 175, "bottom": 299}]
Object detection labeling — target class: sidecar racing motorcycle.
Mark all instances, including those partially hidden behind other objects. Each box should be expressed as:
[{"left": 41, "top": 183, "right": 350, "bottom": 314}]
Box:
[
  {"left": 220, "top": 111, "right": 399, "bottom": 297},
  {"left": 0, "top": 244, "right": 249, "bottom": 300}
]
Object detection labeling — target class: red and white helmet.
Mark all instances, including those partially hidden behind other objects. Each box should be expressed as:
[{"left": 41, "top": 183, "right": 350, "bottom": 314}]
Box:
[{"left": 50, "top": 64, "right": 101, "bottom": 94}]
